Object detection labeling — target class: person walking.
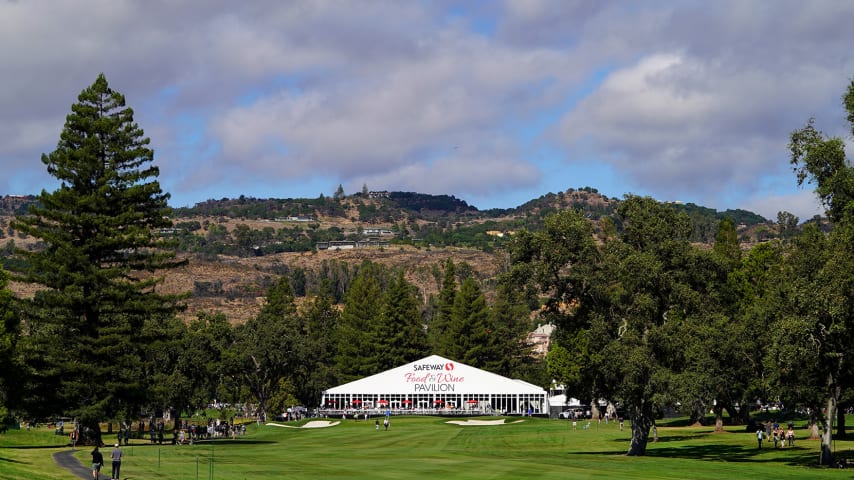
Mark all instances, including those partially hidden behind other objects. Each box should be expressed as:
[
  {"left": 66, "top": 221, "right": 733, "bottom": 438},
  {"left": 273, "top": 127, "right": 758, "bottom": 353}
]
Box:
[
  {"left": 110, "top": 443, "right": 123, "bottom": 480},
  {"left": 90, "top": 446, "right": 104, "bottom": 480},
  {"left": 756, "top": 427, "right": 764, "bottom": 449}
]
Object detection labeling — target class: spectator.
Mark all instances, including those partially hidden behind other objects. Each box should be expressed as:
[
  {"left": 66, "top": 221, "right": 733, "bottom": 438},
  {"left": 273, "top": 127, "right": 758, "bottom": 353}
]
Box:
[
  {"left": 90, "top": 446, "right": 103, "bottom": 480},
  {"left": 111, "top": 443, "right": 123, "bottom": 480}
]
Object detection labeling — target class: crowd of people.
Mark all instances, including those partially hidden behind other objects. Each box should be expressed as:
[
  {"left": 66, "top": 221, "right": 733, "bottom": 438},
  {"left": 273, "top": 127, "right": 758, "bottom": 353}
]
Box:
[
  {"left": 49, "top": 413, "right": 252, "bottom": 448},
  {"left": 173, "top": 418, "right": 247, "bottom": 444},
  {"left": 756, "top": 420, "right": 795, "bottom": 449}
]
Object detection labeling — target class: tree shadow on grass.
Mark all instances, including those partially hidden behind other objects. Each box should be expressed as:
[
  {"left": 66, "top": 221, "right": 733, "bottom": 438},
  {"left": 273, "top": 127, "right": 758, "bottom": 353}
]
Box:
[
  {"left": 641, "top": 434, "right": 707, "bottom": 443},
  {"left": 0, "top": 444, "right": 67, "bottom": 450},
  {"left": 190, "top": 439, "right": 275, "bottom": 446},
  {"left": 597, "top": 433, "right": 707, "bottom": 445},
  {"left": 569, "top": 442, "right": 825, "bottom": 469},
  {"left": 650, "top": 443, "right": 827, "bottom": 469}
]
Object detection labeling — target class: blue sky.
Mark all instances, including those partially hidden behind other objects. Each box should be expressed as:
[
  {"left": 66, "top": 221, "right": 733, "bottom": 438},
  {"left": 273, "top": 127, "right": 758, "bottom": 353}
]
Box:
[{"left": 2, "top": 1, "right": 854, "bottom": 221}]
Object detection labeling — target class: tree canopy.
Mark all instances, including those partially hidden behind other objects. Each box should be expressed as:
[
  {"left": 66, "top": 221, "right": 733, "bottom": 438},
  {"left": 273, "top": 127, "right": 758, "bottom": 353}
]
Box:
[{"left": 783, "top": 79, "right": 854, "bottom": 464}]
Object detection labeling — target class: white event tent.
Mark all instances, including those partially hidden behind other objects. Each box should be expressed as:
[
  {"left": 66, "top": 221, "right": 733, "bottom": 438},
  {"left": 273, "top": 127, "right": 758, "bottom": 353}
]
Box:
[{"left": 321, "top": 355, "right": 547, "bottom": 414}]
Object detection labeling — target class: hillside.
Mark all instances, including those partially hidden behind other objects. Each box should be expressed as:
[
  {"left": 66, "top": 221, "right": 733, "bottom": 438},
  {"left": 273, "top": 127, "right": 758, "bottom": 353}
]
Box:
[{"left": 0, "top": 189, "right": 790, "bottom": 324}]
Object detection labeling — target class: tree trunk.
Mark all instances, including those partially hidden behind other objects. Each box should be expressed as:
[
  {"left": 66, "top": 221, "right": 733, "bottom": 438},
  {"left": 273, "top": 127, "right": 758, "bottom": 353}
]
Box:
[
  {"left": 78, "top": 419, "right": 103, "bottom": 447},
  {"left": 627, "top": 411, "right": 652, "bottom": 456},
  {"left": 713, "top": 404, "right": 724, "bottom": 433},
  {"left": 724, "top": 404, "right": 741, "bottom": 425},
  {"left": 688, "top": 402, "right": 705, "bottom": 426},
  {"left": 736, "top": 402, "right": 751, "bottom": 425},
  {"left": 819, "top": 382, "right": 840, "bottom": 466},
  {"left": 590, "top": 401, "right": 601, "bottom": 421},
  {"left": 808, "top": 417, "right": 820, "bottom": 440},
  {"left": 172, "top": 409, "right": 181, "bottom": 445}
]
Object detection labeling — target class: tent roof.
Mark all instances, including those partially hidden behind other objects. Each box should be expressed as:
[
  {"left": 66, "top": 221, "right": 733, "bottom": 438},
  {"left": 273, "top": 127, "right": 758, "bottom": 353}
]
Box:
[{"left": 324, "top": 355, "right": 546, "bottom": 396}]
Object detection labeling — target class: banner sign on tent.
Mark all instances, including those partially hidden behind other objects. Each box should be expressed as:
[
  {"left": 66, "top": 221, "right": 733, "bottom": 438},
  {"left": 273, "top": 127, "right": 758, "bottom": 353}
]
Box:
[{"left": 405, "top": 362, "right": 464, "bottom": 392}]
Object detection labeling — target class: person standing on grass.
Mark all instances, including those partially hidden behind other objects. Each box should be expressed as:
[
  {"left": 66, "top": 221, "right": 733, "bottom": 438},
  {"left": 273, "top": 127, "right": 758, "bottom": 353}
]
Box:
[
  {"left": 91, "top": 446, "right": 104, "bottom": 480},
  {"left": 756, "top": 428, "right": 764, "bottom": 449},
  {"left": 111, "top": 443, "right": 123, "bottom": 480}
]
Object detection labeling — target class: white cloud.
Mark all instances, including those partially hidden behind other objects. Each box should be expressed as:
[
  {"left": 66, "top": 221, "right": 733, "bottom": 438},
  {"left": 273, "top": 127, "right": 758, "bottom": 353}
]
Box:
[
  {"left": 208, "top": 31, "right": 575, "bottom": 196},
  {"left": 354, "top": 140, "right": 541, "bottom": 195},
  {"left": 742, "top": 190, "right": 824, "bottom": 223},
  {"left": 2, "top": 0, "right": 854, "bottom": 216}
]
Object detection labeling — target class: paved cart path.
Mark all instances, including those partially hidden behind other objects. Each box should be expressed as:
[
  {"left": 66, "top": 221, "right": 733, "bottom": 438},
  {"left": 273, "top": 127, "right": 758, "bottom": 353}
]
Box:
[{"left": 53, "top": 449, "right": 110, "bottom": 479}]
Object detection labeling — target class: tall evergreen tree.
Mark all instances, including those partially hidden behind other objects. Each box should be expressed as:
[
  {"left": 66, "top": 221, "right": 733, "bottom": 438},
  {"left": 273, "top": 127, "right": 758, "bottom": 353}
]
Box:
[
  {"left": 430, "top": 258, "right": 457, "bottom": 355},
  {"left": 0, "top": 267, "right": 20, "bottom": 424},
  {"left": 295, "top": 279, "right": 340, "bottom": 407},
  {"left": 712, "top": 217, "right": 741, "bottom": 271},
  {"left": 11, "top": 74, "right": 185, "bottom": 444},
  {"left": 488, "top": 279, "right": 534, "bottom": 378},
  {"left": 374, "top": 271, "right": 429, "bottom": 371},
  {"left": 445, "top": 277, "right": 491, "bottom": 368},
  {"left": 335, "top": 261, "right": 385, "bottom": 380},
  {"left": 673, "top": 218, "right": 752, "bottom": 430}
]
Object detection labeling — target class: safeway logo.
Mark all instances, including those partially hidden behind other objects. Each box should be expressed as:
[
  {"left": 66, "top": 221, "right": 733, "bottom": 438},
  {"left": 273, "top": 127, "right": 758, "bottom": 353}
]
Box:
[{"left": 445, "top": 363, "right": 454, "bottom": 371}]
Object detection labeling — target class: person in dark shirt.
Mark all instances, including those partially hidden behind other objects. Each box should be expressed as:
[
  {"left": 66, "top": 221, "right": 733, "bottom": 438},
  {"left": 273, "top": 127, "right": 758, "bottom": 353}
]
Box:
[{"left": 91, "top": 446, "right": 104, "bottom": 480}]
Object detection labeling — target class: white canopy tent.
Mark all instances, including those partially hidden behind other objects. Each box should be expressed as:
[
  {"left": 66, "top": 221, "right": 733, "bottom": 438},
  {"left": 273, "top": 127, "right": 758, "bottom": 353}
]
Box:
[{"left": 321, "top": 355, "right": 547, "bottom": 414}]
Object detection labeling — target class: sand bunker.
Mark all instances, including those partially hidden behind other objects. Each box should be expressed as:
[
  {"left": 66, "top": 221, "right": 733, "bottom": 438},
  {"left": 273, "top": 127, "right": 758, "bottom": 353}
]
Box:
[
  {"left": 266, "top": 420, "right": 340, "bottom": 429},
  {"left": 446, "top": 419, "right": 524, "bottom": 426}
]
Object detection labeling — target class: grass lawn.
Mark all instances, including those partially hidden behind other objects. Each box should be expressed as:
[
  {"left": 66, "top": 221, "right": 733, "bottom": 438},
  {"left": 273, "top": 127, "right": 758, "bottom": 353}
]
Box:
[{"left": 1, "top": 416, "right": 853, "bottom": 479}]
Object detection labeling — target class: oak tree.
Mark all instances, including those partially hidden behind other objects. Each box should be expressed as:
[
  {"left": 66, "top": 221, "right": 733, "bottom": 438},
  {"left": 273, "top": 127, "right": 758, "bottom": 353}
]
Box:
[{"left": 785, "top": 80, "right": 854, "bottom": 465}]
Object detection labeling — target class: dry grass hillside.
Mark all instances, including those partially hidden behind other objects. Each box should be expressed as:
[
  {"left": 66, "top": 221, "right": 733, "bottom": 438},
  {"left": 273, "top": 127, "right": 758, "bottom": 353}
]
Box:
[
  {"left": 2, "top": 211, "right": 504, "bottom": 324},
  {"left": 0, "top": 189, "right": 783, "bottom": 325},
  {"left": 164, "top": 245, "right": 503, "bottom": 324}
]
